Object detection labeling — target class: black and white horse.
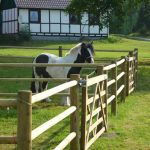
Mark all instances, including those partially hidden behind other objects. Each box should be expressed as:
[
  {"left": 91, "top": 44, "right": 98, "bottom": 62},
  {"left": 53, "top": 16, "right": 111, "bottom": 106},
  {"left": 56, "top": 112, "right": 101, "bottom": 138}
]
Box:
[{"left": 31, "top": 42, "right": 94, "bottom": 105}]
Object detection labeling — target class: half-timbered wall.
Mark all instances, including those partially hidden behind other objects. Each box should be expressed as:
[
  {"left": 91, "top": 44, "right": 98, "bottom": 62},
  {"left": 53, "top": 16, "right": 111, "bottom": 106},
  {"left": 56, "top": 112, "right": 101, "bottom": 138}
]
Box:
[
  {"left": 18, "top": 9, "right": 108, "bottom": 37},
  {"left": 2, "top": 8, "right": 18, "bottom": 34}
]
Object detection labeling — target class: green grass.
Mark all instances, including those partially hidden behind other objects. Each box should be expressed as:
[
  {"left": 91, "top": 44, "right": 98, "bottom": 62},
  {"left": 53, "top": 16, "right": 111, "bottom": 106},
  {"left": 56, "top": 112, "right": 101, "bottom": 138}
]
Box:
[
  {"left": 90, "top": 66, "right": 150, "bottom": 150},
  {"left": 0, "top": 36, "right": 150, "bottom": 150},
  {"left": 0, "top": 35, "right": 150, "bottom": 62}
]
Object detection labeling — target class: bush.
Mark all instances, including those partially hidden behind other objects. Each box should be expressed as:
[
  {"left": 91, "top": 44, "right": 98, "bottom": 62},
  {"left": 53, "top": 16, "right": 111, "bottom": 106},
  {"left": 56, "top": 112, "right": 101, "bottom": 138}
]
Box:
[
  {"left": 18, "top": 25, "right": 31, "bottom": 41},
  {"left": 0, "top": 34, "right": 19, "bottom": 45},
  {"left": 0, "top": 25, "right": 31, "bottom": 45},
  {"left": 107, "top": 36, "right": 122, "bottom": 43}
]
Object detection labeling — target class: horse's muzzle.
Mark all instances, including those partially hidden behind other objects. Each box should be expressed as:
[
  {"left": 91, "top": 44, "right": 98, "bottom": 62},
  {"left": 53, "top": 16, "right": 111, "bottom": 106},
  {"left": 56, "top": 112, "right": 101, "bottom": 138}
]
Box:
[
  {"left": 91, "top": 58, "right": 94, "bottom": 63},
  {"left": 86, "top": 57, "right": 94, "bottom": 63}
]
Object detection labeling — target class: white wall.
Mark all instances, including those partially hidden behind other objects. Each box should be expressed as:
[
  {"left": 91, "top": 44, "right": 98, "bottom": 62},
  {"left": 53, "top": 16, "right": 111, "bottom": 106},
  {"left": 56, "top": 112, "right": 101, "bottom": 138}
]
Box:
[
  {"left": 30, "top": 24, "right": 40, "bottom": 32},
  {"left": 50, "top": 10, "right": 60, "bottom": 23},
  {"left": 19, "top": 9, "right": 28, "bottom": 23},
  {"left": 41, "top": 10, "right": 49, "bottom": 23},
  {"left": 70, "top": 25, "right": 80, "bottom": 33},
  {"left": 81, "top": 13, "right": 88, "bottom": 24},
  {"left": 2, "top": 8, "right": 18, "bottom": 34},
  {"left": 90, "top": 25, "right": 99, "bottom": 34},
  {"left": 100, "top": 27, "right": 108, "bottom": 34},
  {"left": 61, "top": 11, "right": 69, "bottom": 23},
  {"left": 81, "top": 25, "right": 88, "bottom": 33},
  {"left": 3, "top": 8, "right": 108, "bottom": 36},
  {"left": 61, "top": 25, "right": 69, "bottom": 33},
  {"left": 41, "top": 24, "right": 49, "bottom": 32},
  {"left": 50, "top": 24, "right": 60, "bottom": 32}
]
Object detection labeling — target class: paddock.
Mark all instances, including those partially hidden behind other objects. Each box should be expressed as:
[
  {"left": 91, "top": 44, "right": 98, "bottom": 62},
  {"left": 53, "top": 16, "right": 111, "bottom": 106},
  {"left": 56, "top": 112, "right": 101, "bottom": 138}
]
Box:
[{"left": 0, "top": 48, "right": 138, "bottom": 150}]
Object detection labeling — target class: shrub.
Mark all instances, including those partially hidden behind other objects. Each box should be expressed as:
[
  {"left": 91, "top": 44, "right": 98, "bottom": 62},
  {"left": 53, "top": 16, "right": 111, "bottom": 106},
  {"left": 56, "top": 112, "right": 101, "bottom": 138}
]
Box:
[
  {"left": 107, "top": 36, "right": 122, "bottom": 43},
  {"left": 0, "top": 34, "right": 19, "bottom": 45},
  {"left": 18, "top": 25, "right": 31, "bottom": 41}
]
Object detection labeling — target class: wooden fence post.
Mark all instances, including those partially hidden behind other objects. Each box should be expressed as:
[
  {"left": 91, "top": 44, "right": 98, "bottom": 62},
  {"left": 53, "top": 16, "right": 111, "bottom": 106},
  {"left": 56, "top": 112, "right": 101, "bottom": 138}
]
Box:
[
  {"left": 81, "top": 75, "right": 88, "bottom": 150},
  {"left": 121, "top": 56, "right": 126, "bottom": 102},
  {"left": 129, "top": 51, "right": 134, "bottom": 94},
  {"left": 126, "top": 54, "right": 130, "bottom": 96},
  {"left": 96, "top": 65, "right": 104, "bottom": 76},
  {"left": 134, "top": 48, "right": 138, "bottom": 88},
  {"left": 58, "top": 46, "right": 62, "bottom": 57},
  {"left": 104, "top": 74, "right": 108, "bottom": 129},
  {"left": 111, "top": 61, "right": 117, "bottom": 115},
  {"left": 17, "top": 90, "right": 32, "bottom": 150},
  {"left": 70, "top": 74, "right": 80, "bottom": 150}
]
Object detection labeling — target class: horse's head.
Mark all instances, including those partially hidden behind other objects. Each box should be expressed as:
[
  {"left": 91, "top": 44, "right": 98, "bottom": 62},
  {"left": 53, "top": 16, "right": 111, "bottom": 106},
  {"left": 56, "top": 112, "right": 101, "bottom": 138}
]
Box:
[{"left": 80, "top": 42, "right": 94, "bottom": 63}]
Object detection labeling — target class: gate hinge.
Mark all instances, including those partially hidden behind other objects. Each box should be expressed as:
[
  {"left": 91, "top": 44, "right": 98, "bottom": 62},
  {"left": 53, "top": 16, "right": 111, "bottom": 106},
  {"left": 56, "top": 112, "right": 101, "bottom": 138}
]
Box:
[{"left": 78, "top": 79, "right": 86, "bottom": 87}]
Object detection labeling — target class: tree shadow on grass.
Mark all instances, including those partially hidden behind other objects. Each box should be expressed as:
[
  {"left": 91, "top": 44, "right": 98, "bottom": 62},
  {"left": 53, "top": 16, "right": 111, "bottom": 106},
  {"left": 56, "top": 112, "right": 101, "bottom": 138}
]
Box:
[
  {"left": 136, "top": 66, "right": 150, "bottom": 93},
  {"left": 33, "top": 120, "right": 70, "bottom": 150}
]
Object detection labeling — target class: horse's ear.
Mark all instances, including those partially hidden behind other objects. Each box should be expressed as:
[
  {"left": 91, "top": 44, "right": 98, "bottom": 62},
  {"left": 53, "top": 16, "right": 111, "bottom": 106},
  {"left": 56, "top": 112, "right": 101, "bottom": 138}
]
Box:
[{"left": 81, "top": 43, "right": 86, "bottom": 49}]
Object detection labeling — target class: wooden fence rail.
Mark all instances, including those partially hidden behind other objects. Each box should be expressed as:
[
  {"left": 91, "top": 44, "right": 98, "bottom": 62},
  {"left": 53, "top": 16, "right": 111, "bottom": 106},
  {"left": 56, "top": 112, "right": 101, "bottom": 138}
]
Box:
[
  {"left": 0, "top": 136, "right": 17, "bottom": 144},
  {"left": 31, "top": 106, "right": 77, "bottom": 140},
  {"left": 96, "top": 49, "right": 138, "bottom": 115},
  {"left": 0, "top": 63, "right": 105, "bottom": 67},
  {"left": 0, "top": 78, "right": 69, "bottom": 82}
]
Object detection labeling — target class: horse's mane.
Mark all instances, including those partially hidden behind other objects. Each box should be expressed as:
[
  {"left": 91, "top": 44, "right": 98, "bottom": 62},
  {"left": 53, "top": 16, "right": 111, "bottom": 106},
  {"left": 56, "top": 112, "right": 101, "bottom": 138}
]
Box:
[{"left": 65, "top": 43, "right": 82, "bottom": 56}]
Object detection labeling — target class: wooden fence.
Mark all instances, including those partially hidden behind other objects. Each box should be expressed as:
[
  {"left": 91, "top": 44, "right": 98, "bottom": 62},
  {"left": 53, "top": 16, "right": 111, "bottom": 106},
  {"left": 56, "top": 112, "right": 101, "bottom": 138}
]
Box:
[
  {"left": 0, "top": 45, "right": 131, "bottom": 59},
  {"left": 98, "top": 49, "right": 137, "bottom": 115},
  {"left": 0, "top": 49, "right": 138, "bottom": 149},
  {"left": 0, "top": 74, "right": 80, "bottom": 150}
]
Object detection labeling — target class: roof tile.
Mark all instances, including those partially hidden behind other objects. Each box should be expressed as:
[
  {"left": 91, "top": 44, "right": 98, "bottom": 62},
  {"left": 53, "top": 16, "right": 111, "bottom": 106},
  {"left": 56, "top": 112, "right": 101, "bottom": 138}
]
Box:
[{"left": 14, "top": 0, "right": 71, "bottom": 9}]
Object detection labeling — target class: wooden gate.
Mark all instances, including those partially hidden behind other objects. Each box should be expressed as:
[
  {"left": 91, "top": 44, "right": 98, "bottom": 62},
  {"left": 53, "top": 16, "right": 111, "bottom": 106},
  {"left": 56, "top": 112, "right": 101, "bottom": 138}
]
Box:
[
  {"left": 81, "top": 74, "right": 108, "bottom": 150},
  {"left": 127, "top": 50, "right": 138, "bottom": 96}
]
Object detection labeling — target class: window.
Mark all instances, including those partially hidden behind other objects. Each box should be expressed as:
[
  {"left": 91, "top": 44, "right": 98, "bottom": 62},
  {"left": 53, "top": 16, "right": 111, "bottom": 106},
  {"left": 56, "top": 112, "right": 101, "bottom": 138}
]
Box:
[
  {"left": 89, "top": 13, "right": 99, "bottom": 25},
  {"left": 29, "top": 9, "right": 40, "bottom": 23},
  {"left": 69, "top": 14, "right": 80, "bottom": 24}
]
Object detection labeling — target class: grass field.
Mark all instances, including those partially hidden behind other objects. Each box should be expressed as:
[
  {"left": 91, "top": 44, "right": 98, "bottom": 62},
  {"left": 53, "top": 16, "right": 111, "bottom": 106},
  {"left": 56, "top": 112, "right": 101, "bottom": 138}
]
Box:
[
  {"left": 0, "top": 35, "right": 150, "bottom": 62},
  {"left": 0, "top": 36, "right": 150, "bottom": 150}
]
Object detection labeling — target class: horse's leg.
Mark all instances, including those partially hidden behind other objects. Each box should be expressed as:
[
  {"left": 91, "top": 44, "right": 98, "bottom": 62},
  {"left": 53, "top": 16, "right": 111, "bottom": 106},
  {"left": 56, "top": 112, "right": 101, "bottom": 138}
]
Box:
[
  {"left": 35, "top": 80, "right": 41, "bottom": 93},
  {"left": 31, "top": 69, "right": 40, "bottom": 93},
  {"left": 42, "top": 81, "right": 52, "bottom": 102},
  {"left": 31, "top": 81, "right": 36, "bottom": 93},
  {"left": 61, "top": 89, "right": 70, "bottom": 106},
  {"left": 32, "top": 67, "right": 41, "bottom": 93}
]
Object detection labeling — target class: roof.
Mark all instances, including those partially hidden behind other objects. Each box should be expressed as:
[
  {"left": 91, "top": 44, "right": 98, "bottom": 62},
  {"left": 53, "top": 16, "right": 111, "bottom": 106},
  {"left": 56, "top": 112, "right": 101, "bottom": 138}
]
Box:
[{"left": 14, "top": 0, "right": 71, "bottom": 9}]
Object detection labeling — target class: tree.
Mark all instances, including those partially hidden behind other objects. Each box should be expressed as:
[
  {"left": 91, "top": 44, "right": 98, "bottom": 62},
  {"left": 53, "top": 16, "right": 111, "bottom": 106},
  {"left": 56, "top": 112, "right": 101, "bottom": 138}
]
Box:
[
  {"left": 110, "top": 0, "right": 141, "bottom": 34},
  {"left": 66, "top": 0, "right": 143, "bottom": 30},
  {"left": 134, "top": 0, "right": 150, "bottom": 33}
]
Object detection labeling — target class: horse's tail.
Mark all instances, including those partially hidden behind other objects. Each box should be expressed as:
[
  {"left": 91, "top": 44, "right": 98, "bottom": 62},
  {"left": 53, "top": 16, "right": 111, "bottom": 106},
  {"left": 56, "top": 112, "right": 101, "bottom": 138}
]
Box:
[{"left": 31, "top": 68, "right": 36, "bottom": 93}]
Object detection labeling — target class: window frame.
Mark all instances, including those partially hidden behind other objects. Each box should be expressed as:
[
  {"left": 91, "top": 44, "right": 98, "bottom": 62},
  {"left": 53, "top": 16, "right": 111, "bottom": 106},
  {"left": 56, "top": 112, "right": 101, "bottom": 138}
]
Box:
[{"left": 29, "top": 9, "right": 41, "bottom": 23}]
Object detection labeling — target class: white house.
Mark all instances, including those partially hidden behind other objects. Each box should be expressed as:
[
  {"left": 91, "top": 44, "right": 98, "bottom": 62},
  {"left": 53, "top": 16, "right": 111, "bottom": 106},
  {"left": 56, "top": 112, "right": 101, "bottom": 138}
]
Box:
[{"left": 0, "top": 0, "right": 109, "bottom": 39}]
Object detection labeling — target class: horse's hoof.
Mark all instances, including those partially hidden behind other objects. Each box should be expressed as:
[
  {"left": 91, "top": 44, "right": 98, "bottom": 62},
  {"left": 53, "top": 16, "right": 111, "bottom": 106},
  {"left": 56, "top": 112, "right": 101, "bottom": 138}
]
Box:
[
  {"left": 64, "top": 103, "right": 70, "bottom": 106},
  {"left": 60, "top": 101, "right": 70, "bottom": 106}
]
